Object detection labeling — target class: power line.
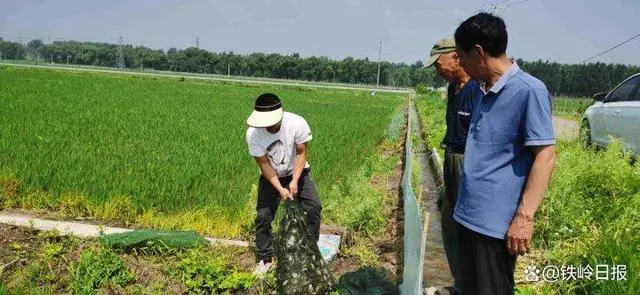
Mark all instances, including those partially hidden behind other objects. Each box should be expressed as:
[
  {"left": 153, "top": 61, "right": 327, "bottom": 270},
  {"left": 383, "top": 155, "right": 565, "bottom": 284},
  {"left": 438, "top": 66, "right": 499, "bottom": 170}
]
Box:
[
  {"left": 484, "top": 0, "right": 531, "bottom": 14},
  {"left": 506, "top": 0, "right": 531, "bottom": 7},
  {"left": 581, "top": 32, "right": 640, "bottom": 64},
  {"left": 483, "top": 0, "right": 508, "bottom": 13}
]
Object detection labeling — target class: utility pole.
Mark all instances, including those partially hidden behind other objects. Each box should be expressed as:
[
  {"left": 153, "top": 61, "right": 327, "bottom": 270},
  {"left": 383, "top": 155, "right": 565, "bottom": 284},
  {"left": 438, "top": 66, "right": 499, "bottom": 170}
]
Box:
[
  {"left": 116, "top": 36, "right": 125, "bottom": 69},
  {"left": 376, "top": 41, "right": 382, "bottom": 88},
  {"left": 227, "top": 64, "right": 230, "bottom": 77},
  {"left": 48, "top": 32, "right": 53, "bottom": 64},
  {"left": 196, "top": 37, "right": 199, "bottom": 49}
]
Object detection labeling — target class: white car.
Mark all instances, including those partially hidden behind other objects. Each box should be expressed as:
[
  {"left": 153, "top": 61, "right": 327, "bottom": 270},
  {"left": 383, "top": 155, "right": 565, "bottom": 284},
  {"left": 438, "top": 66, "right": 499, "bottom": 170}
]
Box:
[{"left": 582, "top": 73, "right": 640, "bottom": 155}]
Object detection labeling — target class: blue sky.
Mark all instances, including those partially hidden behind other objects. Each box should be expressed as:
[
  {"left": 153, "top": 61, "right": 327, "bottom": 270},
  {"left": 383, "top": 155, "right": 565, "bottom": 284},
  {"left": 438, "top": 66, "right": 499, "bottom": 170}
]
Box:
[{"left": 1, "top": 0, "right": 639, "bottom": 65}]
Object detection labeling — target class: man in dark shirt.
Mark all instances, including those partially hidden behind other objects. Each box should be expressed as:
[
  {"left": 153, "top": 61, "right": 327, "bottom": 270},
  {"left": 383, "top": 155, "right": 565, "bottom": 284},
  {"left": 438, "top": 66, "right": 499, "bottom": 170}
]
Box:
[{"left": 424, "top": 37, "right": 481, "bottom": 295}]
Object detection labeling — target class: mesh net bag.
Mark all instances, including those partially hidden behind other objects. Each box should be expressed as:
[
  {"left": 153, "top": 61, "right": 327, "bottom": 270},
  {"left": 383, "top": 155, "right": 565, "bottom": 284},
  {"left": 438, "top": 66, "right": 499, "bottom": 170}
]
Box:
[
  {"left": 336, "top": 267, "right": 398, "bottom": 295},
  {"left": 275, "top": 199, "right": 336, "bottom": 294}
]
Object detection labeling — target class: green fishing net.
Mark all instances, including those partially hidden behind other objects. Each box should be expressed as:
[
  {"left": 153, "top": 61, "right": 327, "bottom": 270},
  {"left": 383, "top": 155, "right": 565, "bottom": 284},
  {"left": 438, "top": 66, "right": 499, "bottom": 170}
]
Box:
[
  {"left": 275, "top": 200, "right": 336, "bottom": 294},
  {"left": 337, "top": 267, "right": 398, "bottom": 295}
]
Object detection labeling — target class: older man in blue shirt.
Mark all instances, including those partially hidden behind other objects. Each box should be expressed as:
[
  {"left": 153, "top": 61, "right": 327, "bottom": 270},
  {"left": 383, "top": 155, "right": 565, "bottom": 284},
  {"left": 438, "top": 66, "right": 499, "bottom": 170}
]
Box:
[{"left": 453, "top": 13, "right": 557, "bottom": 294}]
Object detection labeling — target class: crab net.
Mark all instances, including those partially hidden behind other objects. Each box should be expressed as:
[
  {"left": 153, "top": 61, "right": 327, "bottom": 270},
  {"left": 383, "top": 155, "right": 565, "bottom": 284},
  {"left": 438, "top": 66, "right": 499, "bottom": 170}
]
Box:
[{"left": 275, "top": 199, "right": 336, "bottom": 294}]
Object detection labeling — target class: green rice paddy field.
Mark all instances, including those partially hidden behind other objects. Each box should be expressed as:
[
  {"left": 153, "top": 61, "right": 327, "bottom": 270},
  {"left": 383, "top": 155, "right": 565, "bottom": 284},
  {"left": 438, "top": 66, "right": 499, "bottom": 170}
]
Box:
[{"left": 0, "top": 66, "right": 407, "bottom": 238}]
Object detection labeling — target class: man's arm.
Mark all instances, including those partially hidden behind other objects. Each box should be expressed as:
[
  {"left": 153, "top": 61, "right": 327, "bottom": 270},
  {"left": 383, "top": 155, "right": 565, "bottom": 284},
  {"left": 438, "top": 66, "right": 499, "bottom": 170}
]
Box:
[
  {"left": 288, "top": 142, "right": 308, "bottom": 196},
  {"left": 506, "top": 144, "right": 556, "bottom": 255},
  {"left": 254, "top": 155, "right": 292, "bottom": 200}
]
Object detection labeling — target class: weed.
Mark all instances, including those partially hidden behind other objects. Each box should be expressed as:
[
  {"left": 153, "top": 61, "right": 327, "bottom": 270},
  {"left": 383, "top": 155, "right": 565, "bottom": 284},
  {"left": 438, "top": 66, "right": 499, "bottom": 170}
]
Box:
[
  {"left": 58, "top": 193, "right": 91, "bottom": 217},
  {"left": 70, "top": 248, "right": 135, "bottom": 294},
  {"left": 96, "top": 195, "right": 137, "bottom": 225},
  {"left": 41, "top": 243, "right": 64, "bottom": 260},
  {"left": 534, "top": 140, "right": 640, "bottom": 294},
  {"left": 342, "top": 235, "right": 380, "bottom": 267},
  {"left": 0, "top": 170, "right": 21, "bottom": 209},
  {"left": 19, "top": 191, "right": 57, "bottom": 212},
  {"left": 171, "top": 247, "right": 256, "bottom": 294},
  {"left": 552, "top": 96, "right": 593, "bottom": 120},
  {"left": 415, "top": 92, "right": 446, "bottom": 159}
]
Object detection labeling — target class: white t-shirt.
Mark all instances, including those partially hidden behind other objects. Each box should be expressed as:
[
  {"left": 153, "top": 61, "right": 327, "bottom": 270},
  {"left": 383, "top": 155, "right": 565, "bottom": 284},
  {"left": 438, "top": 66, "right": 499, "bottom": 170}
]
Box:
[{"left": 246, "top": 112, "right": 312, "bottom": 177}]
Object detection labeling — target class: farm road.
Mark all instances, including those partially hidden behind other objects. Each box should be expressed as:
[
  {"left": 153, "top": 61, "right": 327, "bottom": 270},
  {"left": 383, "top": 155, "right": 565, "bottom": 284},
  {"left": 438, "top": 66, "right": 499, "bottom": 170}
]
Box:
[{"left": 553, "top": 116, "right": 579, "bottom": 139}]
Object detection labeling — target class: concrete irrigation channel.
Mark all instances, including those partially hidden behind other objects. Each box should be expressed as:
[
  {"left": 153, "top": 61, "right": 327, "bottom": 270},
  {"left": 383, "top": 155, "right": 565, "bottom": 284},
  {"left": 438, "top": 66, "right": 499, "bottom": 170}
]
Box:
[{"left": 408, "top": 103, "right": 455, "bottom": 291}]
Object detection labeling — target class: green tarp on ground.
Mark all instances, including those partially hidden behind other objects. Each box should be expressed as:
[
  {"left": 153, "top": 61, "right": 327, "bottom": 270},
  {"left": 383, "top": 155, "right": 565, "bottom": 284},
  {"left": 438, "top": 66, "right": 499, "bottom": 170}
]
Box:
[{"left": 100, "top": 229, "right": 209, "bottom": 251}]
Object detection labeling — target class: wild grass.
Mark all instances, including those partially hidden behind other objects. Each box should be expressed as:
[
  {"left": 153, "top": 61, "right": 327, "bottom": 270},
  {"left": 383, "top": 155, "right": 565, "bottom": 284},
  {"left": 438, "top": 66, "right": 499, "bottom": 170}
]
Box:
[
  {"left": 414, "top": 91, "right": 446, "bottom": 160},
  {"left": 0, "top": 225, "right": 258, "bottom": 294},
  {"left": 553, "top": 96, "right": 593, "bottom": 121},
  {"left": 527, "top": 139, "right": 640, "bottom": 294}
]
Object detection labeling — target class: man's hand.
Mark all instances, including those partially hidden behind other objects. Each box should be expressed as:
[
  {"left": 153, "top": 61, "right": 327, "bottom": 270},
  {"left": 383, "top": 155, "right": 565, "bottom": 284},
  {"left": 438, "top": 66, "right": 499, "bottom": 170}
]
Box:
[
  {"left": 506, "top": 144, "right": 556, "bottom": 256},
  {"left": 289, "top": 179, "right": 299, "bottom": 197},
  {"left": 506, "top": 213, "right": 533, "bottom": 256},
  {"left": 279, "top": 188, "right": 293, "bottom": 201}
]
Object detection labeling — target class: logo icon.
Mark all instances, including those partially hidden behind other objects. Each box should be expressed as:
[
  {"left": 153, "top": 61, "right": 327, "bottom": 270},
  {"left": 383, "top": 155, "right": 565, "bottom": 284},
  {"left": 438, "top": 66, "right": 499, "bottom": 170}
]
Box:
[{"left": 525, "top": 265, "right": 540, "bottom": 282}]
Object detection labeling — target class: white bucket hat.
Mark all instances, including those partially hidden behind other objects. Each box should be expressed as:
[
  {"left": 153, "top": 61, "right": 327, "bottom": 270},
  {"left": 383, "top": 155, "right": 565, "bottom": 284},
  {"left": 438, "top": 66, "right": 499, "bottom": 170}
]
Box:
[{"left": 247, "top": 93, "right": 284, "bottom": 127}]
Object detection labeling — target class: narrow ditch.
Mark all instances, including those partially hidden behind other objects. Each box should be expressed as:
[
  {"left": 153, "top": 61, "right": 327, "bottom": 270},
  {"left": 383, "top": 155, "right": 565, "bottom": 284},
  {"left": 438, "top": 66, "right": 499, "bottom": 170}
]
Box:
[{"left": 409, "top": 101, "right": 454, "bottom": 289}]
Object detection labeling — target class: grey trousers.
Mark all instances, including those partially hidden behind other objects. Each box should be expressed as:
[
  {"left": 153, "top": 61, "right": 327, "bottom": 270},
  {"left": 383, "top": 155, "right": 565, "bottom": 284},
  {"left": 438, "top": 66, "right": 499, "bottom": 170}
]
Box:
[
  {"left": 255, "top": 168, "right": 322, "bottom": 262},
  {"left": 442, "top": 151, "right": 464, "bottom": 292}
]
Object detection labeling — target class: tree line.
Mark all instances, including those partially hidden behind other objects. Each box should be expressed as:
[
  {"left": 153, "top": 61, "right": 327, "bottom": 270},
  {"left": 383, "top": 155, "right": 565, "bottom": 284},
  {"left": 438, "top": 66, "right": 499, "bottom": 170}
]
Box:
[
  {"left": 0, "top": 38, "right": 443, "bottom": 89},
  {"left": 1, "top": 38, "right": 638, "bottom": 97},
  {"left": 516, "top": 58, "right": 639, "bottom": 97}
]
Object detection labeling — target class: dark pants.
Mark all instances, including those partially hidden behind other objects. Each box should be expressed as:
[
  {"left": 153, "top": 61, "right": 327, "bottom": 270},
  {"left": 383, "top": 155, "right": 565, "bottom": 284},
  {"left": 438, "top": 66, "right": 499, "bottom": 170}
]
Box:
[
  {"left": 255, "top": 168, "right": 322, "bottom": 262},
  {"left": 458, "top": 224, "right": 517, "bottom": 295},
  {"left": 442, "top": 151, "right": 464, "bottom": 292}
]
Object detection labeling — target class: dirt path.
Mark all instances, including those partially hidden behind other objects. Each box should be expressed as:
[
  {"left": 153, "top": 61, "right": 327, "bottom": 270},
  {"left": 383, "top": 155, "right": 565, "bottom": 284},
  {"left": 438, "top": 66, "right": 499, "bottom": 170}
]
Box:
[
  {"left": 410, "top": 105, "right": 454, "bottom": 290},
  {"left": 0, "top": 211, "right": 248, "bottom": 247},
  {"left": 1, "top": 62, "right": 412, "bottom": 94},
  {"left": 553, "top": 116, "right": 579, "bottom": 139}
]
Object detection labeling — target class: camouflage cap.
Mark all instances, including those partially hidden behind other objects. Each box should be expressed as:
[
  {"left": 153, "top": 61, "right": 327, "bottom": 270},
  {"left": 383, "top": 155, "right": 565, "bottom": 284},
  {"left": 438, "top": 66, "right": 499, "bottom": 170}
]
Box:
[{"left": 424, "top": 38, "right": 456, "bottom": 68}]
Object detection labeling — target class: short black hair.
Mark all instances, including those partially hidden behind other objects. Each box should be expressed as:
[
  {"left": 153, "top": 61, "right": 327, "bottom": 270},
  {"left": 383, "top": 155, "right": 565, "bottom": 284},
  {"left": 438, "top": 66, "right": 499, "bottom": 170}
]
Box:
[
  {"left": 255, "top": 93, "right": 280, "bottom": 107},
  {"left": 454, "top": 12, "right": 508, "bottom": 57}
]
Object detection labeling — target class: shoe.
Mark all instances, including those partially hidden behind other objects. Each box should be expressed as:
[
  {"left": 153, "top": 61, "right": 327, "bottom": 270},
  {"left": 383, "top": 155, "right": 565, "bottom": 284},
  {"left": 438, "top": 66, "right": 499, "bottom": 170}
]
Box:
[
  {"left": 435, "top": 286, "right": 459, "bottom": 295},
  {"left": 253, "top": 259, "right": 274, "bottom": 278},
  {"left": 425, "top": 286, "right": 459, "bottom": 295}
]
